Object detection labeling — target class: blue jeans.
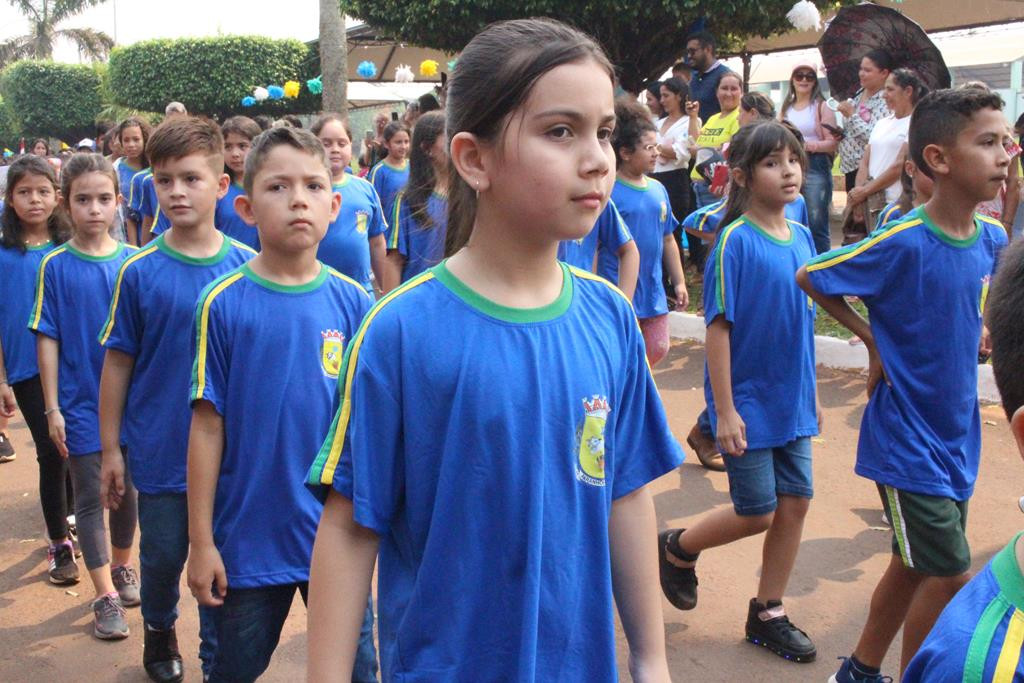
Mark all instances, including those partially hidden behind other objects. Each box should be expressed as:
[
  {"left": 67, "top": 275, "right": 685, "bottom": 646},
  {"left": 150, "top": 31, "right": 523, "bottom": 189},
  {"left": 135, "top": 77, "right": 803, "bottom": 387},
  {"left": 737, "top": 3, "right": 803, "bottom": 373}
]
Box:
[
  {"left": 803, "top": 153, "right": 834, "bottom": 255},
  {"left": 722, "top": 437, "right": 814, "bottom": 516},
  {"left": 137, "top": 492, "right": 218, "bottom": 675},
  {"left": 208, "top": 584, "right": 378, "bottom": 682}
]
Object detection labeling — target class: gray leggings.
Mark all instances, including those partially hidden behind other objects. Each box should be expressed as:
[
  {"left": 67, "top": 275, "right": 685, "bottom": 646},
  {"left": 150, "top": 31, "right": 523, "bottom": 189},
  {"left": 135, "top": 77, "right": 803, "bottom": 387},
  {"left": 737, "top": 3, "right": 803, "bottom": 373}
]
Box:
[{"left": 68, "top": 452, "right": 138, "bottom": 571}]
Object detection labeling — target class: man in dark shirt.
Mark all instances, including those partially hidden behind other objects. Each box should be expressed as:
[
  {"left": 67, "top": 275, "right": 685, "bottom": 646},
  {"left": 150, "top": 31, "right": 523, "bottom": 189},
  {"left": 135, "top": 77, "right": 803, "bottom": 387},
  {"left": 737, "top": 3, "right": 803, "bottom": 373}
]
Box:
[{"left": 686, "top": 31, "right": 730, "bottom": 120}]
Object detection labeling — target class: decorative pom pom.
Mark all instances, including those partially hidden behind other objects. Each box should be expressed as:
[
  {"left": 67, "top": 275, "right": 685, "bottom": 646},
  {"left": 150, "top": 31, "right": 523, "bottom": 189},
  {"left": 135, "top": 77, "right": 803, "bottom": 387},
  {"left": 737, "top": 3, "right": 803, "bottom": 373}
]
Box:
[
  {"left": 357, "top": 60, "right": 377, "bottom": 79},
  {"left": 253, "top": 86, "right": 269, "bottom": 102},
  {"left": 306, "top": 77, "right": 323, "bottom": 95},
  {"left": 241, "top": 96, "right": 256, "bottom": 107},
  {"left": 419, "top": 59, "right": 439, "bottom": 77},
  {"left": 786, "top": 0, "right": 822, "bottom": 31},
  {"left": 267, "top": 85, "right": 285, "bottom": 100},
  {"left": 447, "top": 59, "right": 458, "bottom": 72},
  {"left": 394, "top": 64, "right": 415, "bottom": 83},
  {"left": 283, "top": 80, "right": 301, "bottom": 98}
]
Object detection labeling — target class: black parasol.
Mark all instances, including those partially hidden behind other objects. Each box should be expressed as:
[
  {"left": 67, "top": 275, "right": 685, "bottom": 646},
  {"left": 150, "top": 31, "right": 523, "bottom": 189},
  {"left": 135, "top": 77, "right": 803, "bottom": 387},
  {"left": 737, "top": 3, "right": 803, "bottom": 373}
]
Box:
[{"left": 818, "top": 2, "right": 952, "bottom": 101}]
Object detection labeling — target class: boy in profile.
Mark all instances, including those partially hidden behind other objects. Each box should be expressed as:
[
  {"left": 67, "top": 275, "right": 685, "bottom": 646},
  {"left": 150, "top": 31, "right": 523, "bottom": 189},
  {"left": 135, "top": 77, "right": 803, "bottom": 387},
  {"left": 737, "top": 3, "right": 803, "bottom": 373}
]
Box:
[
  {"left": 185, "top": 127, "right": 377, "bottom": 681},
  {"left": 98, "top": 116, "right": 255, "bottom": 683},
  {"left": 797, "top": 88, "right": 1011, "bottom": 681}
]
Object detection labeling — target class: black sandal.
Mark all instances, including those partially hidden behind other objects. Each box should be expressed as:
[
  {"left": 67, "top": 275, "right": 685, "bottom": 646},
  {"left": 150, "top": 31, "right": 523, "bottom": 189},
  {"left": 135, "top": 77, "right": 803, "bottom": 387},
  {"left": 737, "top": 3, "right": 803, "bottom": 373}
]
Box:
[{"left": 658, "top": 529, "right": 700, "bottom": 611}]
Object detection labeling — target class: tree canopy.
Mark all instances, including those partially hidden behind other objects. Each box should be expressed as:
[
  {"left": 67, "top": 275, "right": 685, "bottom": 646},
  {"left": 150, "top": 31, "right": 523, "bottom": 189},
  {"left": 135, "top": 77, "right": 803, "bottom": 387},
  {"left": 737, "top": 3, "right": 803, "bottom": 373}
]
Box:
[
  {"left": 0, "top": 0, "right": 114, "bottom": 69},
  {"left": 0, "top": 60, "right": 102, "bottom": 141}
]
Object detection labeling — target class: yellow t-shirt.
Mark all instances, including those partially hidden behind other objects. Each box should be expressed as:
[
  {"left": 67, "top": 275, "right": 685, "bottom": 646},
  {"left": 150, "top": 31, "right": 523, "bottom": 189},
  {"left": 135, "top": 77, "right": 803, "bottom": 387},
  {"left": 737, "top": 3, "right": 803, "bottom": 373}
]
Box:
[{"left": 691, "top": 109, "right": 740, "bottom": 181}]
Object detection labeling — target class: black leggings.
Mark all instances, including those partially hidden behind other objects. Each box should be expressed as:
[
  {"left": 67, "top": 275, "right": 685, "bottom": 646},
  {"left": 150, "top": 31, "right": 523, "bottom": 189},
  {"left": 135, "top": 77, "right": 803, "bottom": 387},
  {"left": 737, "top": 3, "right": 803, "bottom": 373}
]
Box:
[{"left": 12, "top": 375, "right": 73, "bottom": 541}]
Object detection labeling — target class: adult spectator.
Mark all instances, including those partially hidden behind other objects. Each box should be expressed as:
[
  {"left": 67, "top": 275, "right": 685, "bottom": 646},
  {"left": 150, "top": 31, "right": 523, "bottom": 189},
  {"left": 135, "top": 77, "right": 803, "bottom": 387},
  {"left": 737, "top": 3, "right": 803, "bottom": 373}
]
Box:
[
  {"left": 30, "top": 139, "right": 50, "bottom": 157},
  {"left": 361, "top": 112, "right": 391, "bottom": 171},
  {"left": 672, "top": 61, "right": 692, "bottom": 85},
  {"left": 686, "top": 31, "right": 730, "bottom": 121},
  {"left": 644, "top": 82, "right": 664, "bottom": 120},
  {"left": 165, "top": 101, "right": 188, "bottom": 117},
  {"left": 782, "top": 62, "right": 838, "bottom": 254},
  {"left": 836, "top": 49, "right": 893, "bottom": 193},
  {"left": 653, "top": 77, "right": 701, "bottom": 266}
]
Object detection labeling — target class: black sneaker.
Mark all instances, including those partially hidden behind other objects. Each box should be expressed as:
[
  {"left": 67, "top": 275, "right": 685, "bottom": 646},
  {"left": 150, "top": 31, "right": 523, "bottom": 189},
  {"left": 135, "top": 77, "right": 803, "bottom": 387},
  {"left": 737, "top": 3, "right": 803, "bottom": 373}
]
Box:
[
  {"left": 745, "top": 598, "right": 816, "bottom": 663},
  {"left": 657, "top": 529, "right": 698, "bottom": 610},
  {"left": 0, "top": 431, "right": 15, "bottom": 462},
  {"left": 144, "top": 625, "right": 185, "bottom": 683},
  {"left": 47, "top": 540, "right": 80, "bottom": 585}
]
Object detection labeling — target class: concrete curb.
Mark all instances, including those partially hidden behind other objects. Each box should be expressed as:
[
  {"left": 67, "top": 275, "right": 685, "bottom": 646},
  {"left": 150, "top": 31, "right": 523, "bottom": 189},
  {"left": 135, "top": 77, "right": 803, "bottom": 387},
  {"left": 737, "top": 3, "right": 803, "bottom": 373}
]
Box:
[{"left": 667, "top": 311, "right": 1001, "bottom": 404}]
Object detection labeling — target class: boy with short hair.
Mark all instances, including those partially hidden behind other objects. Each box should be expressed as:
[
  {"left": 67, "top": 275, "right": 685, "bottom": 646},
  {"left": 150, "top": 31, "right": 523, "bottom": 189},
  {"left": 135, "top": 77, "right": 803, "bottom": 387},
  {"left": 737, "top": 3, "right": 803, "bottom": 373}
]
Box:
[
  {"left": 797, "top": 88, "right": 1012, "bottom": 681},
  {"left": 98, "top": 116, "right": 255, "bottom": 683},
  {"left": 185, "top": 127, "right": 376, "bottom": 681}
]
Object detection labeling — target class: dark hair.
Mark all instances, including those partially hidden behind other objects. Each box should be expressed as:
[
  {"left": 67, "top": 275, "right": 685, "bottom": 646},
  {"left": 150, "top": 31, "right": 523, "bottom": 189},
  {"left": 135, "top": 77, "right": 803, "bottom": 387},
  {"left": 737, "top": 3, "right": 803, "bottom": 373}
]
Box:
[
  {"left": 1013, "top": 112, "right": 1023, "bottom": 133},
  {"left": 889, "top": 68, "right": 929, "bottom": 105},
  {"left": 863, "top": 49, "right": 894, "bottom": 72},
  {"left": 418, "top": 92, "right": 441, "bottom": 113},
  {"left": 403, "top": 111, "right": 446, "bottom": 230},
  {"left": 718, "top": 120, "right": 807, "bottom": 230},
  {"left": 444, "top": 18, "right": 613, "bottom": 256},
  {"left": 1, "top": 156, "right": 70, "bottom": 250},
  {"left": 220, "top": 116, "right": 261, "bottom": 182},
  {"left": 30, "top": 138, "right": 50, "bottom": 155},
  {"left": 242, "top": 126, "right": 331, "bottom": 196},
  {"left": 672, "top": 61, "right": 691, "bottom": 74},
  {"left": 660, "top": 77, "right": 690, "bottom": 106},
  {"left": 740, "top": 92, "right": 775, "bottom": 120},
  {"left": 61, "top": 153, "right": 119, "bottom": 206},
  {"left": 612, "top": 96, "right": 656, "bottom": 165},
  {"left": 644, "top": 81, "right": 662, "bottom": 100},
  {"left": 686, "top": 31, "right": 716, "bottom": 53},
  {"left": 897, "top": 156, "right": 915, "bottom": 215},
  {"left": 116, "top": 116, "right": 153, "bottom": 167},
  {"left": 382, "top": 121, "right": 410, "bottom": 144},
  {"left": 147, "top": 116, "right": 224, "bottom": 173},
  {"left": 281, "top": 114, "right": 303, "bottom": 129},
  {"left": 253, "top": 115, "right": 273, "bottom": 131},
  {"left": 909, "top": 88, "right": 1005, "bottom": 179},
  {"left": 310, "top": 113, "right": 352, "bottom": 140},
  {"left": 988, "top": 238, "right": 1024, "bottom": 420}
]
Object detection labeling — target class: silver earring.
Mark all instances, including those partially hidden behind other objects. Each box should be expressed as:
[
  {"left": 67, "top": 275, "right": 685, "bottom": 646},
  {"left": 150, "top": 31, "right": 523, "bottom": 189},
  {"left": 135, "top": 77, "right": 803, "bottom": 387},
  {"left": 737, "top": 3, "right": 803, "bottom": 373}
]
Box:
[{"left": 1018, "top": 496, "right": 1024, "bottom": 514}]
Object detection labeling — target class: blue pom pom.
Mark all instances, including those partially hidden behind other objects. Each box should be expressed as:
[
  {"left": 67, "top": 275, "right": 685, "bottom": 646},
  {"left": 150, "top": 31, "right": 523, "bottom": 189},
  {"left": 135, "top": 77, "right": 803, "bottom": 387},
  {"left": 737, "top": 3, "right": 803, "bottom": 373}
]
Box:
[
  {"left": 267, "top": 85, "right": 285, "bottom": 100},
  {"left": 357, "top": 60, "right": 377, "bottom": 79},
  {"left": 241, "top": 96, "right": 256, "bottom": 107}
]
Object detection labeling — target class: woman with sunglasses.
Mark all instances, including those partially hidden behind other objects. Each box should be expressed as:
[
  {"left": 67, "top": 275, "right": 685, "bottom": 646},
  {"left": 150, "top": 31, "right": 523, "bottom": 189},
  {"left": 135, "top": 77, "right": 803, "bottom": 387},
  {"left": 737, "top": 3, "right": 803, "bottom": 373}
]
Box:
[
  {"left": 836, "top": 49, "right": 894, "bottom": 194},
  {"left": 782, "top": 63, "right": 838, "bottom": 254}
]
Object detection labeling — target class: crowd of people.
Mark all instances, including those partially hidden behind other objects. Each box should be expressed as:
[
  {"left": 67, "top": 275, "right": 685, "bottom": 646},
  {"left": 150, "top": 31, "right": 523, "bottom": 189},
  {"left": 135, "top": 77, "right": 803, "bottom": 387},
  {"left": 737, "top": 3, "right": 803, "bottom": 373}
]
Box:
[{"left": 0, "top": 15, "right": 1023, "bottom": 683}]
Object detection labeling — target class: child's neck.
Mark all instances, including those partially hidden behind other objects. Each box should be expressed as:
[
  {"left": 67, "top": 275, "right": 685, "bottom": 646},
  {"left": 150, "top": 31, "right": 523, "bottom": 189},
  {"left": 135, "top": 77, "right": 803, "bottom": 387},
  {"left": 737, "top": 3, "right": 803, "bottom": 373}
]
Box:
[
  {"left": 385, "top": 155, "right": 405, "bottom": 167},
  {"left": 332, "top": 170, "right": 347, "bottom": 184},
  {"left": 70, "top": 230, "right": 117, "bottom": 255},
  {"left": 21, "top": 221, "right": 50, "bottom": 245},
  {"left": 162, "top": 217, "right": 224, "bottom": 258},
  {"left": 922, "top": 186, "right": 980, "bottom": 240},
  {"left": 126, "top": 156, "right": 142, "bottom": 169},
  {"left": 744, "top": 198, "right": 790, "bottom": 236},
  {"left": 247, "top": 247, "right": 321, "bottom": 287},
  {"left": 617, "top": 168, "right": 646, "bottom": 184}
]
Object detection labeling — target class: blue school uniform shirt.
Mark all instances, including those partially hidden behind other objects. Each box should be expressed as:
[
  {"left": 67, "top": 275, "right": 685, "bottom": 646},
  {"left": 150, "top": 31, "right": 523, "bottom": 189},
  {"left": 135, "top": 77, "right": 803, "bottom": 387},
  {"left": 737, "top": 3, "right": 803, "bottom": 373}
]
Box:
[
  {"left": 214, "top": 182, "right": 260, "bottom": 250},
  {"left": 307, "top": 261, "right": 683, "bottom": 682},
  {"left": 557, "top": 200, "right": 632, "bottom": 272},
  {"left": 29, "top": 243, "right": 136, "bottom": 455},
  {"left": 139, "top": 174, "right": 172, "bottom": 237},
  {"left": 904, "top": 533, "right": 1024, "bottom": 682},
  {"left": 191, "top": 263, "right": 371, "bottom": 587},
  {"left": 388, "top": 191, "right": 448, "bottom": 283},
  {"left": 0, "top": 242, "right": 56, "bottom": 384},
  {"left": 369, "top": 159, "right": 409, "bottom": 225},
  {"left": 318, "top": 174, "right": 388, "bottom": 292},
  {"left": 703, "top": 217, "right": 818, "bottom": 448},
  {"left": 126, "top": 167, "right": 149, "bottom": 224},
  {"left": 805, "top": 207, "right": 1007, "bottom": 499},
  {"left": 874, "top": 200, "right": 904, "bottom": 231},
  {"left": 115, "top": 159, "right": 144, "bottom": 219},
  {"left": 598, "top": 177, "right": 678, "bottom": 318},
  {"left": 99, "top": 234, "right": 255, "bottom": 494},
  {"left": 682, "top": 196, "right": 809, "bottom": 238}
]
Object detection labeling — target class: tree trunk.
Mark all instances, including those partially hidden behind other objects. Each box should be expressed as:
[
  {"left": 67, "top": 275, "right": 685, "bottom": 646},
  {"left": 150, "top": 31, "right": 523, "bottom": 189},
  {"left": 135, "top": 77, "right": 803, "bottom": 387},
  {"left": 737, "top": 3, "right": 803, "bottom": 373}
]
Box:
[{"left": 319, "top": 0, "right": 347, "bottom": 113}]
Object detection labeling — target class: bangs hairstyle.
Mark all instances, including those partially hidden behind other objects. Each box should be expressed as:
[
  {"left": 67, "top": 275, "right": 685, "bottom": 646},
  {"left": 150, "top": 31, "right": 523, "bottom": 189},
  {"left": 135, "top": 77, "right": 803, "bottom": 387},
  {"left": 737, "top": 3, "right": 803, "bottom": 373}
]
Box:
[
  {"left": 311, "top": 113, "right": 353, "bottom": 141},
  {"left": 404, "top": 111, "right": 446, "bottom": 229},
  {"left": 382, "top": 121, "right": 410, "bottom": 143},
  {"left": 222, "top": 116, "right": 261, "bottom": 142},
  {"left": 718, "top": 120, "right": 807, "bottom": 230},
  {"left": 987, "top": 238, "right": 1024, "bottom": 421},
  {"left": 115, "top": 116, "right": 153, "bottom": 167},
  {"left": 242, "top": 126, "right": 331, "bottom": 196},
  {"left": 612, "top": 96, "right": 656, "bottom": 165},
  {"left": 445, "top": 17, "right": 614, "bottom": 256},
  {"left": 0, "top": 155, "right": 70, "bottom": 251},
  {"left": 61, "top": 153, "right": 119, "bottom": 202},
  {"left": 147, "top": 116, "right": 224, "bottom": 173},
  {"left": 909, "top": 88, "right": 1005, "bottom": 179}
]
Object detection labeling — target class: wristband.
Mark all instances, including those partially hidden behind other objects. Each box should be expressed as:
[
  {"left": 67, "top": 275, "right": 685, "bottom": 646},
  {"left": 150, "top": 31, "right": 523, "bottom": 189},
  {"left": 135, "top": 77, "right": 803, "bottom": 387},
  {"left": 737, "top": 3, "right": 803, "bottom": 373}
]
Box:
[{"left": 44, "top": 406, "right": 60, "bottom": 416}]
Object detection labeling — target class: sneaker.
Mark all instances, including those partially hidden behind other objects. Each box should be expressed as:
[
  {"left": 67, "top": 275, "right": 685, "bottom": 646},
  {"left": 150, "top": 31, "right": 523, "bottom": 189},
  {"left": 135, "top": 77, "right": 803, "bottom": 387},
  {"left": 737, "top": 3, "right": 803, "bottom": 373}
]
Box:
[
  {"left": 47, "top": 540, "right": 80, "bottom": 585},
  {"left": 0, "top": 431, "right": 15, "bottom": 462},
  {"left": 144, "top": 624, "right": 184, "bottom": 683},
  {"left": 657, "top": 529, "right": 699, "bottom": 610},
  {"left": 745, "top": 598, "right": 816, "bottom": 663},
  {"left": 92, "top": 592, "right": 129, "bottom": 640},
  {"left": 111, "top": 564, "right": 141, "bottom": 607},
  {"left": 829, "top": 656, "right": 893, "bottom": 682},
  {"left": 67, "top": 516, "right": 81, "bottom": 559}
]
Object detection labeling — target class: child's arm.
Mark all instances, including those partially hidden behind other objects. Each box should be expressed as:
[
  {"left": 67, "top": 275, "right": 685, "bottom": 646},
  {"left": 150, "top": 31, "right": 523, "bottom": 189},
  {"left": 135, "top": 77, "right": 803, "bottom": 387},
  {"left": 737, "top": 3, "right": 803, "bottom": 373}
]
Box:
[
  {"left": 616, "top": 241, "right": 639, "bottom": 300},
  {"left": 36, "top": 336, "right": 67, "bottom": 458},
  {"left": 382, "top": 251, "right": 405, "bottom": 294},
  {"left": 369, "top": 234, "right": 388, "bottom": 296},
  {"left": 307, "top": 491, "right": 380, "bottom": 682},
  {"left": 141, "top": 216, "right": 155, "bottom": 245},
  {"left": 662, "top": 234, "right": 688, "bottom": 310},
  {"left": 186, "top": 400, "right": 227, "bottom": 606},
  {"left": 706, "top": 316, "right": 745, "bottom": 455},
  {"left": 609, "top": 486, "right": 671, "bottom": 683},
  {"left": 0, "top": 339, "right": 15, "bottom": 418},
  {"left": 98, "top": 348, "right": 135, "bottom": 510},
  {"left": 125, "top": 216, "right": 139, "bottom": 247}
]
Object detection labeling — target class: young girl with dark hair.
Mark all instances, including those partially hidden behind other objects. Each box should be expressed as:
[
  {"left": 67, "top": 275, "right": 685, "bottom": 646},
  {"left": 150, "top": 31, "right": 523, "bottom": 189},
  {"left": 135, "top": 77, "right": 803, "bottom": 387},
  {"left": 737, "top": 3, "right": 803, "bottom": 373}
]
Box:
[
  {"left": 114, "top": 117, "right": 152, "bottom": 246},
  {"left": 368, "top": 121, "right": 411, "bottom": 223},
  {"left": 215, "top": 115, "right": 263, "bottom": 250}
]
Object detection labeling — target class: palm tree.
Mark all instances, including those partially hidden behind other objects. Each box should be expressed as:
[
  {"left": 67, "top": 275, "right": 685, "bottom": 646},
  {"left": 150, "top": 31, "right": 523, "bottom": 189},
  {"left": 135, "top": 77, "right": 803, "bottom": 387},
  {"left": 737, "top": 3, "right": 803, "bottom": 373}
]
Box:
[
  {"left": 319, "top": 0, "right": 348, "bottom": 113},
  {"left": 0, "top": 0, "right": 115, "bottom": 68}
]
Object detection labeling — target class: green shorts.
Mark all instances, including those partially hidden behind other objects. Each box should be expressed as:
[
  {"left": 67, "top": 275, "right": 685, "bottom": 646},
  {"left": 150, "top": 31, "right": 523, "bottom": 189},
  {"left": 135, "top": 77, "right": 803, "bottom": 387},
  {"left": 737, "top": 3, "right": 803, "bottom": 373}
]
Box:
[{"left": 877, "top": 484, "right": 970, "bottom": 576}]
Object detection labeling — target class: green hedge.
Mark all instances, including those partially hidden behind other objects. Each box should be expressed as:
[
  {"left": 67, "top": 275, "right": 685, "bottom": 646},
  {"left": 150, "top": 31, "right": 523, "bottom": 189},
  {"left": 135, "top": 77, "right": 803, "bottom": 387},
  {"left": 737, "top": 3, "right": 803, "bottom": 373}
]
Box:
[
  {"left": 0, "top": 97, "right": 19, "bottom": 149},
  {"left": 0, "top": 61, "right": 102, "bottom": 142},
  {"left": 109, "top": 36, "right": 321, "bottom": 119}
]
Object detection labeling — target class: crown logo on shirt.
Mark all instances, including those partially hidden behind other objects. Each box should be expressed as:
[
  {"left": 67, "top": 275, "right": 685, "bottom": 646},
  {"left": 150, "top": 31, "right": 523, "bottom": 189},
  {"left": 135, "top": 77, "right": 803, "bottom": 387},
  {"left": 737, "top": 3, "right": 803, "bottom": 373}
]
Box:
[
  {"left": 576, "top": 395, "right": 611, "bottom": 487},
  {"left": 321, "top": 329, "right": 345, "bottom": 379},
  {"left": 582, "top": 395, "right": 610, "bottom": 418}
]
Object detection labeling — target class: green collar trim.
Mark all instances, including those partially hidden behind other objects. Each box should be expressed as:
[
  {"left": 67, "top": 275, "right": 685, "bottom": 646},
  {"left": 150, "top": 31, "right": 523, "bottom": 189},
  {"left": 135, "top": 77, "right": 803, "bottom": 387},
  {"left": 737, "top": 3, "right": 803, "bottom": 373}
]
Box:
[
  {"left": 241, "top": 261, "right": 328, "bottom": 293},
  {"left": 383, "top": 159, "right": 408, "bottom": 171},
  {"left": 65, "top": 241, "right": 124, "bottom": 262},
  {"left": 333, "top": 174, "right": 351, "bottom": 189},
  {"left": 431, "top": 260, "right": 573, "bottom": 323},
  {"left": 992, "top": 532, "right": 1024, "bottom": 612},
  {"left": 918, "top": 207, "right": 981, "bottom": 248},
  {"left": 616, "top": 176, "right": 649, "bottom": 191},
  {"left": 155, "top": 232, "right": 231, "bottom": 265},
  {"left": 25, "top": 240, "right": 53, "bottom": 252},
  {"left": 743, "top": 215, "right": 794, "bottom": 245}
]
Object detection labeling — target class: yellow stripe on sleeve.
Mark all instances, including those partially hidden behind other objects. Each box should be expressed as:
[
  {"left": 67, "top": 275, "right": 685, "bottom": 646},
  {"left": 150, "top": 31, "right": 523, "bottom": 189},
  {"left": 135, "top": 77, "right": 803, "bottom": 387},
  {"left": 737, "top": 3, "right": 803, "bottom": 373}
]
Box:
[
  {"left": 993, "top": 608, "right": 1024, "bottom": 683},
  {"left": 192, "top": 272, "right": 245, "bottom": 401},
  {"left": 28, "top": 247, "right": 66, "bottom": 330},
  {"left": 98, "top": 244, "right": 159, "bottom": 345},
  {"left": 805, "top": 219, "right": 922, "bottom": 272}
]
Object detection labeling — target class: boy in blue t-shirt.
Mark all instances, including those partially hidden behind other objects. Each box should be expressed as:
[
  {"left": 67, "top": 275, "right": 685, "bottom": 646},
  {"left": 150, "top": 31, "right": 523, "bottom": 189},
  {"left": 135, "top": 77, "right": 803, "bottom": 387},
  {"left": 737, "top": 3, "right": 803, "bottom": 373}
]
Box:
[
  {"left": 558, "top": 200, "right": 639, "bottom": 299},
  {"left": 186, "top": 127, "right": 377, "bottom": 682},
  {"left": 903, "top": 238, "right": 1024, "bottom": 682},
  {"left": 98, "top": 117, "right": 254, "bottom": 683},
  {"left": 798, "top": 88, "right": 1012, "bottom": 681}
]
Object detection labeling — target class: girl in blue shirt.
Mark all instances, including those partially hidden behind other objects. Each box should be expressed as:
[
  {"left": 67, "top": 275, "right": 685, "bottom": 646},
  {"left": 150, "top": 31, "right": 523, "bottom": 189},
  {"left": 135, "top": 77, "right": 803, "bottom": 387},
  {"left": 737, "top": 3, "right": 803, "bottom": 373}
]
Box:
[
  {"left": 307, "top": 18, "right": 682, "bottom": 682},
  {"left": 215, "top": 115, "right": 262, "bottom": 250},
  {"left": 113, "top": 117, "right": 151, "bottom": 246},
  {"left": 369, "top": 121, "right": 410, "bottom": 223},
  {"left": 659, "top": 121, "right": 821, "bottom": 664}
]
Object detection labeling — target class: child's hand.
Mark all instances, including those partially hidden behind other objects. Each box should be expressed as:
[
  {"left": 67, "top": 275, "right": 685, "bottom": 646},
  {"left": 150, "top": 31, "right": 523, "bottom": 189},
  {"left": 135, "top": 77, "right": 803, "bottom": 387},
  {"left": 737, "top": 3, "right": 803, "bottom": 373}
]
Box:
[
  {"left": 715, "top": 408, "right": 747, "bottom": 456},
  {"left": 99, "top": 448, "right": 126, "bottom": 510},
  {"left": 866, "top": 347, "right": 889, "bottom": 397},
  {"left": 979, "top": 325, "right": 992, "bottom": 356},
  {"left": 673, "top": 283, "right": 689, "bottom": 310},
  {"left": 0, "top": 384, "right": 15, "bottom": 418},
  {"left": 188, "top": 544, "right": 228, "bottom": 607},
  {"left": 46, "top": 409, "right": 68, "bottom": 459},
  {"left": 628, "top": 653, "right": 671, "bottom": 683}
]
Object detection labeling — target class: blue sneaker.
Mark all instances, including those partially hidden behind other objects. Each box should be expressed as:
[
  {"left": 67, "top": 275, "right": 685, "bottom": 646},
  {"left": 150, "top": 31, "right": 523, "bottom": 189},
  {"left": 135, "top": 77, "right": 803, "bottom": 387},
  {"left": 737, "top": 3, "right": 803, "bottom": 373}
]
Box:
[{"left": 829, "top": 656, "right": 893, "bottom": 683}]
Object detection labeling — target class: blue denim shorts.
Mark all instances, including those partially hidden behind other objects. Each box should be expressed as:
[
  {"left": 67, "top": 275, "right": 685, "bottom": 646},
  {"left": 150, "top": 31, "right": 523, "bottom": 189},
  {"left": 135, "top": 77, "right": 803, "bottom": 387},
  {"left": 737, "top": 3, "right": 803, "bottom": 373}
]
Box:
[{"left": 722, "top": 437, "right": 813, "bottom": 516}]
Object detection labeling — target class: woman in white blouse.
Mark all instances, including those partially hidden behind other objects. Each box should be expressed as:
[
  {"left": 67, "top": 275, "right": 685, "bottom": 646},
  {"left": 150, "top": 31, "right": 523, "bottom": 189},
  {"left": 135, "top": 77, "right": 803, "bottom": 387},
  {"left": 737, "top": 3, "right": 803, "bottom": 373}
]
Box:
[{"left": 653, "top": 76, "right": 702, "bottom": 266}]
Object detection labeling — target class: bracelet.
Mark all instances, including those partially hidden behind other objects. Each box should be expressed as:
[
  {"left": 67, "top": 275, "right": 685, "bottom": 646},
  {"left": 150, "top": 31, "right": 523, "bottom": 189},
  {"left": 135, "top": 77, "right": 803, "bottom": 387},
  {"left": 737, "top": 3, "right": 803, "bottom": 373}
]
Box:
[
  {"left": 44, "top": 406, "right": 60, "bottom": 416},
  {"left": 0, "top": 379, "right": 7, "bottom": 387}
]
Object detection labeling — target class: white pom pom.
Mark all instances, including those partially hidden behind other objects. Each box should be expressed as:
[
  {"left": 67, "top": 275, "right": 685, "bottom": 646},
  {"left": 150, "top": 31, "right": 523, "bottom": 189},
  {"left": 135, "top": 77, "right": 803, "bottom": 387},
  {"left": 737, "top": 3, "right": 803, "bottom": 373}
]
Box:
[
  {"left": 394, "top": 64, "right": 415, "bottom": 83},
  {"left": 253, "top": 86, "right": 270, "bottom": 102},
  {"left": 786, "top": 0, "right": 822, "bottom": 31}
]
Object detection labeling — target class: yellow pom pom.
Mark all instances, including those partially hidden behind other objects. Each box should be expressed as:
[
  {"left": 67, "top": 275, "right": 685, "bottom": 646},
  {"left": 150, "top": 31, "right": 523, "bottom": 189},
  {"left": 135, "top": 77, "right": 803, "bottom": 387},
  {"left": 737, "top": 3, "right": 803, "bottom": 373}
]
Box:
[
  {"left": 284, "top": 80, "right": 301, "bottom": 98},
  {"left": 419, "top": 60, "right": 439, "bottom": 77}
]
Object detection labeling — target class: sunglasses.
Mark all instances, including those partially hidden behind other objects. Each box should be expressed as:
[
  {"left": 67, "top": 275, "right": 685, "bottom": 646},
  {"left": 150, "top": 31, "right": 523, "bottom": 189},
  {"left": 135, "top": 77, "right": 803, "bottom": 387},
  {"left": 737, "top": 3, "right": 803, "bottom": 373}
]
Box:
[{"left": 793, "top": 72, "right": 817, "bottom": 82}]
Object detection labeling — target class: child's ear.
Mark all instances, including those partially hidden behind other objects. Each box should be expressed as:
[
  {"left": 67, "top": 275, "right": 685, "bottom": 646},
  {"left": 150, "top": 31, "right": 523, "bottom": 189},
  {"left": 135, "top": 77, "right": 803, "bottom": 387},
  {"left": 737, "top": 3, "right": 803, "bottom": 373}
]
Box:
[
  {"left": 920, "top": 143, "right": 949, "bottom": 178},
  {"left": 1011, "top": 406, "right": 1024, "bottom": 463},
  {"left": 450, "top": 132, "right": 490, "bottom": 193},
  {"left": 730, "top": 166, "right": 746, "bottom": 188},
  {"left": 330, "top": 190, "right": 342, "bottom": 223},
  {"left": 234, "top": 194, "right": 257, "bottom": 226},
  {"left": 216, "top": 172, "right": 230, "bottom": 200}
]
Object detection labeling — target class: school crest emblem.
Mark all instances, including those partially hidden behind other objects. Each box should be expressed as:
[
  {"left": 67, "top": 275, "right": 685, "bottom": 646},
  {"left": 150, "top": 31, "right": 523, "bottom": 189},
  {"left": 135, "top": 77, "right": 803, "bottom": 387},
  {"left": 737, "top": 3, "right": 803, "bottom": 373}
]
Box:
[
  {"left": 321, "top": 329, "right": 345, "bottom": 378},
  {"left": 575, "top": 395, "right": 610, "bottom": 487},
  {"left": 355, "top": 211, "right": 369, "bottom": 235}
]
